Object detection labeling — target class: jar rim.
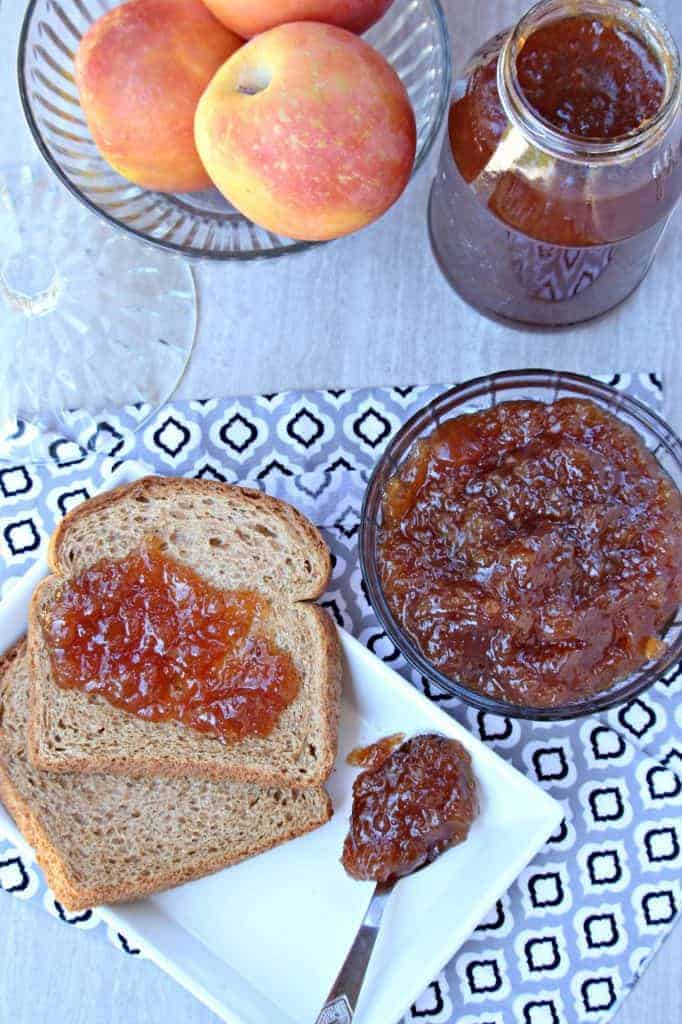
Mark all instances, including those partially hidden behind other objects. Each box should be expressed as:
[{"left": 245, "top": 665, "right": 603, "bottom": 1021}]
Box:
[{"left": 498, "top": 0, "right": 682, "bottom": 163}]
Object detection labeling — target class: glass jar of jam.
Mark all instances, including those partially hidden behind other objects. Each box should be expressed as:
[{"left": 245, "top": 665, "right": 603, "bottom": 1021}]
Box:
[{"left": 428, "top": 0, "right": 682, "bottom": 326}]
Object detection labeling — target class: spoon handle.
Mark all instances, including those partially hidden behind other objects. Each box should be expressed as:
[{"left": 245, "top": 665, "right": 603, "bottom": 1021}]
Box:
[{"left": 314, "top": 881, "right": 394, "bottom": 1023}]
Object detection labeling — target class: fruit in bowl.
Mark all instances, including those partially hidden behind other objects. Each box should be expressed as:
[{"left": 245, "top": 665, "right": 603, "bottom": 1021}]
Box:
[
  {"left": 200, "top": 0, "right": 394, "bottom": 38},
  {"left": 194, "top": 21, "right": 417, "bottom": 241},
  {"left": 74, "top": 0, "right": 243, "bottom": 192}
]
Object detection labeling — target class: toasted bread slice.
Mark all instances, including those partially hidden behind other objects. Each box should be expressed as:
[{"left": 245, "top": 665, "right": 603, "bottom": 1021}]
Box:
[
  {"left": 28, "top": 476, "right": 341, "bottom": 787},
  {"left": 0, "top": 641, "right": 332, "bottom": 911}
]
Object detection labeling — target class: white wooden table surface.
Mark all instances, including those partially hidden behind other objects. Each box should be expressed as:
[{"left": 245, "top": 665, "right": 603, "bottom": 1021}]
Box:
[{"left": 1, "top": 0, "right": 680, "bottom": 1021}]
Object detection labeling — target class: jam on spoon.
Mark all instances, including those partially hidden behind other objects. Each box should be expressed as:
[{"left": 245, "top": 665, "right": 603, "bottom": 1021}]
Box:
[
  {"left": 315, "top": 734, "right": 479, "bottom": 1022},
  {"left": 342, "top": 732, "right": 479, "bottom": 883}
]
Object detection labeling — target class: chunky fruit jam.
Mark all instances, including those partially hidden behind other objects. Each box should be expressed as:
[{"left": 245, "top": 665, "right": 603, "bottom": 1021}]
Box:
[
  {"left": 346, "top": 732, "right": 405, "bottom": 770},
  {"left": 449, "top": 17, "right": 668, "bottom": 247},
  {"left": 378, "top": 399, "right": 682, "bottom": 708},
  {"left": 431, "top": 5, "right": 681, "bottom": 326},
  {"left": 46, "top": 542, "right": 300, "bottom": 741},
  {"left": 515, "top": 16, "right": 665, "bottom": 139},
  {"left": 342, "top": 733, "right": 478, "bottom": 882}
]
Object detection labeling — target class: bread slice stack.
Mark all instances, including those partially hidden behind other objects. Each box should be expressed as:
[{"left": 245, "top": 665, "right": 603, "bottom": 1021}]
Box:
[
  {"left": 0, "top": 641, "right": 333, "bottom": 909},
  {"left": 0, "top": 477, "right": 341, "bottom": 911}
]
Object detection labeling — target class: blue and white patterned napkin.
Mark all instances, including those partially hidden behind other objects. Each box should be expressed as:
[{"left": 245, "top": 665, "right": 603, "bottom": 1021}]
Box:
[{"left": 1, "top": 373, "right": 679, "bottom": 1024}]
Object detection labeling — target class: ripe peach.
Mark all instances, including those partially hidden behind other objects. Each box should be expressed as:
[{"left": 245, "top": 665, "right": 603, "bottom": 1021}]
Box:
[
  {"left": 200, "top": 0, "right": 394, "bottom": 38},
  {"left": 75, "top": 0, "right": 243, "bottom": 192},
  {"left": 194, "top": 22, "right": 416, "bottom": 241}
]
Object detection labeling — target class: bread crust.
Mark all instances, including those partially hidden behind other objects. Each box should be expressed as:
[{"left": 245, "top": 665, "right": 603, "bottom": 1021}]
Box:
[{"left": 28, "top": 476, "right": 341, "bottom": 787}]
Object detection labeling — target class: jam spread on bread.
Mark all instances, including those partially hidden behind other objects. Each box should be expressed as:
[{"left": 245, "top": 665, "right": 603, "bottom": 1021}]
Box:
[
  {"left": 342, "top": 733, "right": 478, "bottom": 882},
  {"left": 377, "top": 399, "right": 682, "bottom": 708},
  {"left": 46, "top": 542, "right": 300, "bottom": 742}
]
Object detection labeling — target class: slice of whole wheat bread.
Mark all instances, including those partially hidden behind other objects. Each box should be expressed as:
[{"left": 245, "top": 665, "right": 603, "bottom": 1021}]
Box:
[
  {"left": 28, "top": 476, "right": 341, "bottom": 787},
  {"left": 1, "top": 641, "right": 332, "bottom": 911}
]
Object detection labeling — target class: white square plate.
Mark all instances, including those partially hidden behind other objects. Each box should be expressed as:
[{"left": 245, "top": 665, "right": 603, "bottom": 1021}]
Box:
[{"left": 0, "top": 463, "right": 563, "bottom": 1024}]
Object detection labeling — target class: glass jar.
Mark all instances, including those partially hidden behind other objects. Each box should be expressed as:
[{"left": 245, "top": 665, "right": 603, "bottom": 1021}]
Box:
[{"left": 428, "top": 0, "right": 682, "bottom": 327}]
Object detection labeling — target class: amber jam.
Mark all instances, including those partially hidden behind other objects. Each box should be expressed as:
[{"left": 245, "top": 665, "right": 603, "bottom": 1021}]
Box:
[
  {"left": 429, "top": 0, "right": 682, "bottom": 326},
  {"left": 516, "top": 16, "right": 665, "bottom": 139},
  {"left": 46, "top": 543, "right": 300, "bottom": 741},
  {"left": 346, "top": 733, "right": 405, "bottom": 770},
  {"left": 377, "top": 399, "right": 682, "bottom": 709},
  {"left": 341, "top": 733, "right": 478, "bottom": 882}
]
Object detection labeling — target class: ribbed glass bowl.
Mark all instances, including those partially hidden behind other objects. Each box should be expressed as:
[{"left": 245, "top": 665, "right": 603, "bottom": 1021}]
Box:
[
  {"left": 18, "top": 0, "right": 451, "bottom": 261},
  {"left": 359, "top": 370, "right": 682, "bottom": 721}
]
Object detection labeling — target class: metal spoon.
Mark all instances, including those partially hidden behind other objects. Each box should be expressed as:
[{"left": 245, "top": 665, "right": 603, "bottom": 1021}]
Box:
[{"left": 314, "top": 877, "right": 396, "bottom": 1024}]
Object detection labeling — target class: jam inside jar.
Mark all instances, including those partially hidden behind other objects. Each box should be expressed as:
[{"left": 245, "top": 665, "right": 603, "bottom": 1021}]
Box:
[{"left": 429, "top": 0, "right": 682, "bottom": 326}]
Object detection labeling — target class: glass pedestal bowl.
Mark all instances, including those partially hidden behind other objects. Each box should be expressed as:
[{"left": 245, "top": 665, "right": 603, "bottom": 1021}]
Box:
[
  {"left": 18, "top": 0, "right": 451, "bottom": 260},
  {"left": 0, "top": 163, "right": 196, "bottom": 464}
]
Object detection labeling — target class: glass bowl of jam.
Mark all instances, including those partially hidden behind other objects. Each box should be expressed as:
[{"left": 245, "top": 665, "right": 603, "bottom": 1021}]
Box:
[
  {"left": 359, "top": 370, "right": 682, "bottom": 720},
  {"left": 429, "top": 0, "right": 682, "bottom": 326}
]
